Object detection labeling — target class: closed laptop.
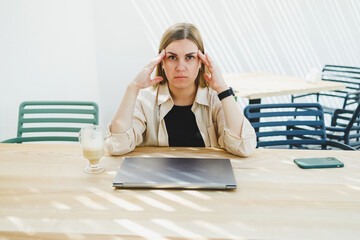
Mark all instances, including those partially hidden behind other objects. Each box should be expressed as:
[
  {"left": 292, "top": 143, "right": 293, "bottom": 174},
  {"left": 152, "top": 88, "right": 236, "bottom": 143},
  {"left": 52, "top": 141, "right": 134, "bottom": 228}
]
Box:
[{"left": 113, "top": 157, "right": 237, "bottom": 190}]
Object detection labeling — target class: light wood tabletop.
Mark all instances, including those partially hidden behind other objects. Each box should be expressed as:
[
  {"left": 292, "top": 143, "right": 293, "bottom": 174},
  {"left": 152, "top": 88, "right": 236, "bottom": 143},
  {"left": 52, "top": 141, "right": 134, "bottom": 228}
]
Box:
[
  {"left": 0, "top": 143, "right": 359, "bottom": 239},
  {"left": 223, "top": 72, "right": 346, "bottom": 102}
]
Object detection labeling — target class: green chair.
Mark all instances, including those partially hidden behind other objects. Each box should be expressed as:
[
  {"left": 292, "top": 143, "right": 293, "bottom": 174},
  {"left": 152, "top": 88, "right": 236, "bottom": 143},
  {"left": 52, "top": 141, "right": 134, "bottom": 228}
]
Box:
[{"left": 2, "top": 101, "right": 98, "bottom": 143}]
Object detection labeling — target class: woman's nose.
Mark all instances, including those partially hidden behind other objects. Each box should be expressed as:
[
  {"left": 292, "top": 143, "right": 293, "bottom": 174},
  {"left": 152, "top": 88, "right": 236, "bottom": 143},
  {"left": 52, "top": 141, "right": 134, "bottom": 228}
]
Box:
[{"left": 176, "top": 60, "right": 186, "bottom": 71}]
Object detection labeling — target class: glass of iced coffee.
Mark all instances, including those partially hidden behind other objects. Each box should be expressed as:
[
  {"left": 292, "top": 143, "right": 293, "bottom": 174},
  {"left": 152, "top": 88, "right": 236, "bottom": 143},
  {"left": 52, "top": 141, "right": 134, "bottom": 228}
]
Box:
[{"left": 79, "top": 125, "right": 105, "bottom": 173}]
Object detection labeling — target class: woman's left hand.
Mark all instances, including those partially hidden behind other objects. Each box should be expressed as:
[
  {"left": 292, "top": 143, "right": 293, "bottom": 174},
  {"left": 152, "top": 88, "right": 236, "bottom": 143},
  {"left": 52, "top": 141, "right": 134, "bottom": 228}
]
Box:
[{"left": 198, "top": 50, "right": 228, "bottom": 93}]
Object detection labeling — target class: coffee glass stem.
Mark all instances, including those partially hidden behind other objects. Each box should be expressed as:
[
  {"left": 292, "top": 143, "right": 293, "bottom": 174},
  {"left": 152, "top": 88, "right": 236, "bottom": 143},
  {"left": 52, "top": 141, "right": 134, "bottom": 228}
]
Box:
[{"left": 79, "top": 126, "right": 105, "bottom": 174}]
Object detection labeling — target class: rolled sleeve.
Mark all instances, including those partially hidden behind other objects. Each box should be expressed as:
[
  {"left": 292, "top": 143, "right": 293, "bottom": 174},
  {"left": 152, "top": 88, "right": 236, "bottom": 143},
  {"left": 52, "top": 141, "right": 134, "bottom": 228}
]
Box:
[
  {"left": 223, "top": 120, "right": 257, "bottom": 157},
  {"left": 105, "top": 96, "right": 147, "bottom": 156},
  {"left": 105, "top": 123, "right": 143, "bottom": 155},
  {"left": 214, "top": 99, "right": 257, "bottom": 157}
]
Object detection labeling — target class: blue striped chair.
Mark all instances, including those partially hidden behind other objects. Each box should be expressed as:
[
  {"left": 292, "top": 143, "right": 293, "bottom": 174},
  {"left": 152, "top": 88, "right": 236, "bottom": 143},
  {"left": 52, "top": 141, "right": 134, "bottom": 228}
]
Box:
[{"left": 244, "top": 103, "right": 355, "bottom": 150}]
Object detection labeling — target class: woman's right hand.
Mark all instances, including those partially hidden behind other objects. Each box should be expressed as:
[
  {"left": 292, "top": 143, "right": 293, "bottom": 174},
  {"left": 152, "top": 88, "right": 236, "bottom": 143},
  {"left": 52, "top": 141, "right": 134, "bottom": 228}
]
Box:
[{"left": 131, "top": 50, "right": 166, "bottom": 90}]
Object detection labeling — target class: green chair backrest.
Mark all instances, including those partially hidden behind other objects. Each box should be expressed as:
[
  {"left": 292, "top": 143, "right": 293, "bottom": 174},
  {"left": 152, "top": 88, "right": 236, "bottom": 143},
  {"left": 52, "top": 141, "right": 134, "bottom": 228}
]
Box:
[{"left": 3, "top": 101, "right": 98, "bottom": 143}]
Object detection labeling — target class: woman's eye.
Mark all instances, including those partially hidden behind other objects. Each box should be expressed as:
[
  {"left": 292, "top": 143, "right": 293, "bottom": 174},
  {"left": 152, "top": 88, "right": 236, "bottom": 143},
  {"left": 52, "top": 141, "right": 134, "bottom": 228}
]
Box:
[
  {"left": 187, "top": 56, "right": 194, "bottom": 60},
  {"left": 169, "top": 56, "right": 176, "bottom": 60}
]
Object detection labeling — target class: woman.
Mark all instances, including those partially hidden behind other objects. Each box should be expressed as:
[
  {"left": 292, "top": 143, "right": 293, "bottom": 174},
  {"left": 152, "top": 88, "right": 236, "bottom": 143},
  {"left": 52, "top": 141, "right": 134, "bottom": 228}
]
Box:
[{"left": 105, "top": 23, "right": 256, "bottom": 157}]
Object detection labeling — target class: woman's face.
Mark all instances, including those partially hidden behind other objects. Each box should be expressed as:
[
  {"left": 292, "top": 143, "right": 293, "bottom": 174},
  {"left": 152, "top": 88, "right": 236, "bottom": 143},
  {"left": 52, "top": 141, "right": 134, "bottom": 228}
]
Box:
[{"left": 162, "top": 39, "right": 201, "bottom": 90}]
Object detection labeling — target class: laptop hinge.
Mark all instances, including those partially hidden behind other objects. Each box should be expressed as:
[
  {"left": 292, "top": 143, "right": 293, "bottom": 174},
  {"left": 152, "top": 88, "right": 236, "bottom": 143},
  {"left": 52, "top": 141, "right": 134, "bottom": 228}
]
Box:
[
  {"left": 113, "top": 183, "right": 124, "bottom": 188},
  {"left": 226, "top": 185, "right": 237, "bottom": 189}
]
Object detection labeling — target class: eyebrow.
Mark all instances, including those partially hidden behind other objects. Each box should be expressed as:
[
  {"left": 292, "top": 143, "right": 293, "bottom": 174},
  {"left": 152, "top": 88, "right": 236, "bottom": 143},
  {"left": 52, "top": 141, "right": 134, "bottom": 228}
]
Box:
[{"left": 166, "top": 51, "right": 197, "bottom": 56}]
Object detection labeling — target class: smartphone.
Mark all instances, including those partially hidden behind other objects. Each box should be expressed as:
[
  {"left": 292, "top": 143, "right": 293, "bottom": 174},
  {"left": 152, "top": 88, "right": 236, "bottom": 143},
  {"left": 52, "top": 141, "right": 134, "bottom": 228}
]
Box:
[{"left": 294, "top": 157, "right": 344, "bottom": 169}]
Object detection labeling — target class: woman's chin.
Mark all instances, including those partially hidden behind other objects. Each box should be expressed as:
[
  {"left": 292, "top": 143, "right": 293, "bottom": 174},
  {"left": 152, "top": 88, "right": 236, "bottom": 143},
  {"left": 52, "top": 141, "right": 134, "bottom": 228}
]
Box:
[{"left": 169, "top": 79, "right": 196, "bottom": 89}]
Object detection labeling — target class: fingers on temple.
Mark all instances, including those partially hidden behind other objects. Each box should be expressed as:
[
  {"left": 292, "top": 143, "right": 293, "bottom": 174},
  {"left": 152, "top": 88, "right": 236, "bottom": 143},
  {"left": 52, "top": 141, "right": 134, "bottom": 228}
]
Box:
[
  {"left": 150, "top": 50, "right": 165, "bottom": 68},
  {"left": 198, "top": 50, "right": 210, "bottom": 67},
  {"left": 158, "top": 49, "right": 165, "bottom": 62},
  {"left": 203, "top": 73, "right": 211, "bottom": 82},
  {"left": 205, "top": 53, "right": 213, "bottom": 68}
]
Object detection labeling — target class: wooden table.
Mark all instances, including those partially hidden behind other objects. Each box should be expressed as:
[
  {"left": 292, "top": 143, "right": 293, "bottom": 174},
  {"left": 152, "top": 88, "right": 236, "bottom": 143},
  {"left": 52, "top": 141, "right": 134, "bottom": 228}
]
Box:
[
  {"left": 1, "top": 144, "right": 360, "bottom": 239},
  {"left": 224, "top": 72, "right": 346, "bottom": 104}
]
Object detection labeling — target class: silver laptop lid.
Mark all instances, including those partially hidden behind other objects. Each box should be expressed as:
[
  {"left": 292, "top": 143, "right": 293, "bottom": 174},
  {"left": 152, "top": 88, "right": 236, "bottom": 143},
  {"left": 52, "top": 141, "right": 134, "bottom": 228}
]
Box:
[{"left": 113, "top": 157, "right": 237, "bottom": 190}]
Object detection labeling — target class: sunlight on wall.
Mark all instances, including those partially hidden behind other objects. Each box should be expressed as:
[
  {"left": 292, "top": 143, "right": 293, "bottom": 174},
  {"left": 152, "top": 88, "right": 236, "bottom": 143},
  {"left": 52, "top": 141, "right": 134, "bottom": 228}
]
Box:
[{"left": 127, "top": 0, "right": 360, "bottom": 77}]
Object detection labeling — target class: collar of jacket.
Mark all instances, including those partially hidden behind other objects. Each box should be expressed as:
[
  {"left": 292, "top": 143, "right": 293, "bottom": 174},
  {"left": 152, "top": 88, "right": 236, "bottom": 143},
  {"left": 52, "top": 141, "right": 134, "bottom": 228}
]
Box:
[{"left": 157, "top": 82, "right": 210, "bottom": 107}]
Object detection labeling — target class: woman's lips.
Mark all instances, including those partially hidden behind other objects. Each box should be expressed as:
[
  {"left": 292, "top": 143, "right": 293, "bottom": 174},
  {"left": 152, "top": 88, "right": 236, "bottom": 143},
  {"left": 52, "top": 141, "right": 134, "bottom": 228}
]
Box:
[{"left": 175, "top": 76, "right": 187, "bottom": 79}]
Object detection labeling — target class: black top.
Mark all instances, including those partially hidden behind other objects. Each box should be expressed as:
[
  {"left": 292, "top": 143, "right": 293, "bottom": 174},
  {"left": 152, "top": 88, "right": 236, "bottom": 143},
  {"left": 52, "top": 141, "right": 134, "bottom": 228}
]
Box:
[{"left": 164, "top": 105, "right": 205, "bottom": 147}]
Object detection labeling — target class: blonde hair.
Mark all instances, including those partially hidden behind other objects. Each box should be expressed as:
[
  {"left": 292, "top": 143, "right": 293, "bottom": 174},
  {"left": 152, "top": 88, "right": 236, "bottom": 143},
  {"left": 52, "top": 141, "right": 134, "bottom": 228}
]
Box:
[{"left": 156, "top": 23, "right": 208, "bottom": 87}]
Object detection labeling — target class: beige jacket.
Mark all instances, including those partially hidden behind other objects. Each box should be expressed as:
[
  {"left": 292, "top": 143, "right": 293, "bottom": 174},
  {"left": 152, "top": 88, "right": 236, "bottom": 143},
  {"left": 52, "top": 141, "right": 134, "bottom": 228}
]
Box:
[{"left": 105, "top": 83, "right": 256, "bottom": 157}]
